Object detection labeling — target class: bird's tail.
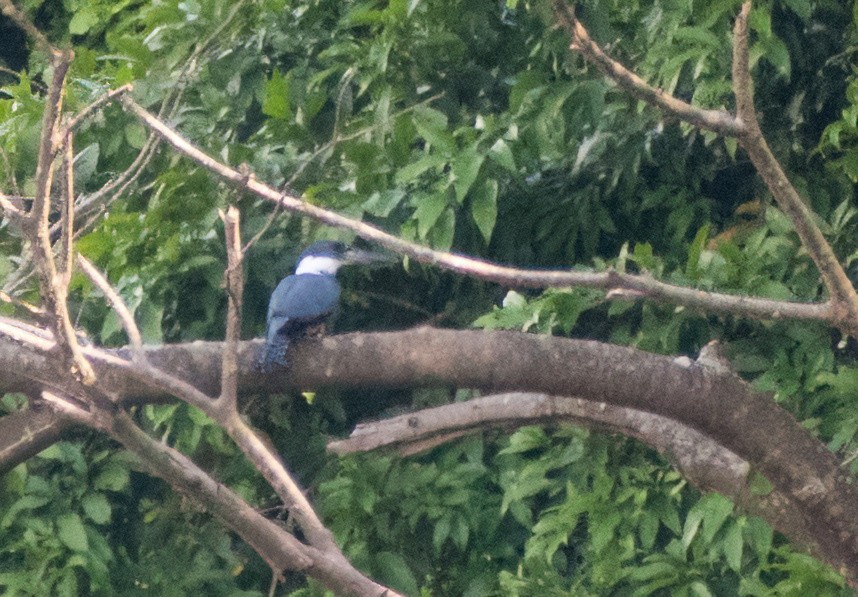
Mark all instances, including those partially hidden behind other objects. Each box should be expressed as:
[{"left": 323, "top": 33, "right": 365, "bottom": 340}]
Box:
[{"left": 258, "top": 336, "right": 290, "bottom": 372}]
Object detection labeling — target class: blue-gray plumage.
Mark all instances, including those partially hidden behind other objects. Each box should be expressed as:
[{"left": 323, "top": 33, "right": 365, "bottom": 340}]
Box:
[{"left": 259, "top": 240, "right": 388, "bottom": 371}]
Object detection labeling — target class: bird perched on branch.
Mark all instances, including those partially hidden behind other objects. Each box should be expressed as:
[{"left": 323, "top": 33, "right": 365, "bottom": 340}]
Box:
[{"left": 259, "top": 240, "right": 387, "bottom": 371}]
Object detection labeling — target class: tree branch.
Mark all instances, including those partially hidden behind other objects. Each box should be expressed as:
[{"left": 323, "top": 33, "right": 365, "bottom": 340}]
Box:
[
  {"left": 0, "top": 0, "right": 54, "bottom": 55},
  {"left": 553, "top": 1, "right": 744, "bottom": 137},
  {"left": 329, "top": 391, "right": 822, "bottom": 557},
  {"left": 0, "top": 327, "right": 856, "bottom": 582},
  {"left": 218, "top": 206, "right": 242, "bottom": 410},
  {"left": 105, "top": 408, "right": 401, "bottom": 597},
  {"left": 553, "top": 0, "right": 858, "bottom": 335},
  {"left": 730, "top": 2, "right": 858, "bottom": 331},
  {"left": 77, "top": 254, "right": 144, "bottom": 358},
  {"left": 119, "top": 97, "right": 834, "bottom": 326}
]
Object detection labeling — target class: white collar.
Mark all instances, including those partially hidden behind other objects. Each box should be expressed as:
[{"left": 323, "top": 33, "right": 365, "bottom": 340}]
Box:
[{"left": 295, "top": 255, "right": 343, "bottom": 276}]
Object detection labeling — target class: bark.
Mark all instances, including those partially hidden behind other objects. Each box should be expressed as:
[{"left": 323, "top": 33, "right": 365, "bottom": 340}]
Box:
[{"left": 0, "top": 326, "right": 856, "bottom": 581}]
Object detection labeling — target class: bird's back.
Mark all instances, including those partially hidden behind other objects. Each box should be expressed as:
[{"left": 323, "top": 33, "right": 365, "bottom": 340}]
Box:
[
  {"left": 260, "top": 274, "right": 342, "bottom": 370},
  {"left": 267, "top": 273, "right": 341, "bottom": 327}
]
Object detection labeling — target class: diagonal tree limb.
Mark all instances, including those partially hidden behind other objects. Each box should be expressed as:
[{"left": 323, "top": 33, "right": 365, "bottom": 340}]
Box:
[
  {"left": 730, "top": 2, "right": 858, "bottom": 330},
  {"left": 0, "top": 0, "right": 53, "bottom": 55},
  {"left": 328, "top": 391, "right": 822, "bottom": 559},
  {"left": 119, "top": 97, "right": 835, "bottom": 326},
  {"left": 77, "top": 254, "right": 144, "bottom": 359},
  {"left": 554, "top": 0, "right": 858, "bottom": 335},
  {"left": 552, "top": 1, "right": 744, "bottom": 137},
  {"left": 0, "top": 327, "right": 856, "bottom": 582}
]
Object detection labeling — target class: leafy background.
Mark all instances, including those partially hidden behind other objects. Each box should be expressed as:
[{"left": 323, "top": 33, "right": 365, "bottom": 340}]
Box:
[{"left": 1, "top": 0, "right": 858, "bottom": 594}]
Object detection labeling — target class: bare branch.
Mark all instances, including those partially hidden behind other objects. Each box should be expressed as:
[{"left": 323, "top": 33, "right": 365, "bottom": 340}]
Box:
[
  {"left": 22, "top": 48, "right": 96, "bottom": 384},
  {"left": 218, "top": 206, "right": 243, "bottom": 409},
  {"left": 120, "top": 97, "right": 834, "bottom": 325},
  {"left": 729, "top": 2, "right": 858, "bottom": 332},
  {"left": 77, "top": 254, "right": 144, "bottom": 358},
  {"left": 59, "top": 134, "right": 75, "bottom": 281},
  {"left": 329, "top": 392, "right": 822, "bottom": 556},
  {"left": 105, "top": 409, "right": 401, "bottom": 597},
  {"left": 63, "top": 83, "right": 134, "bottom": 136},
  {"left": 224, "top": 414, "right": 340, "bottom": 553},
  {"left": 553, "top": 1, "right": 744, "bottom": 137},
  {"left": 552, "top": 1, "right": 858, "bottom": 334},
  {"left": 41, "top": 390, "right": 95, "bottom": 426}
]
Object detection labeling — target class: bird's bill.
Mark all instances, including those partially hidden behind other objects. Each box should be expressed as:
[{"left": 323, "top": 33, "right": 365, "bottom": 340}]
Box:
[{"left": 343, "top": 247, "right": 395, "bottom": 265}]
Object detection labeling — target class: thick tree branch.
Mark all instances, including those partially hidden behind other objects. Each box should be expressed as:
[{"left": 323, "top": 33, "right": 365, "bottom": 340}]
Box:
[
  {"left": 0, "top": 327, "right": 856, "bottom": 581},
  {"left": 329, "top": 392, "right": 822, "bottom": 557},
  {"left": 119, "top": 97, "right": 833, "bottom": 325}
]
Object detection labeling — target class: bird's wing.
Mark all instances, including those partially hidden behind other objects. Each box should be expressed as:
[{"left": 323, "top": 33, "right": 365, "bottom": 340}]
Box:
[{"left": 267, "top": 274, "right": 341, "bottom": 328}]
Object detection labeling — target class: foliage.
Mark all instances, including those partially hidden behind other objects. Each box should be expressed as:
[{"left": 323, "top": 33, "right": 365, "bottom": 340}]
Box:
[{"left": 1, "top": 0, "right": 858, "bottom": 594}]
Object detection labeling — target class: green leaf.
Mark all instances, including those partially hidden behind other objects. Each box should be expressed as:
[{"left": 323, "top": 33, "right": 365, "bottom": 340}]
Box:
[
  {"left": 411, "top": 106, "right": 453, "bottom": 153},
  {"left": 488, "top": 138, "right": 516, "bottom": 172},
  {"left": 470, "top": 178, "right": 498, "bottom": 243},
  {"left": 413, "top": 192, "right": 448, "bottom": 239},
  {"left": 782, "top": 0, "right": 811, "bottom": 20},
  {"left": 374, "top": 552, "right": 418, "bottom": 596},
  {"left": 69, "top": 7, "right": 99, "bottom": 35},
  {"left": 428, "top": 207, "right": 455, "bottom": 250},
  {"left": 363, "top": 189, "right": 405, "bottom": 218},
  {"left": 698, "top": 493, "right": 733, "bottom": 544},
  {"left": 263, "top": 69, "right": 291, "bottom": 120},
  {"left": 685, "top": 224, "right": 710, "bottom": 279},
  {"left": 451, "top": 145, "right": 484, "bottom": 203},
  {"left": 395, "top": 153, "right": 446, "bottom": 184},
  {"left": 682, "top": 507, "right": 703, "bottom": 552},
  {"left": 499, "top": 426, "right": 549, "bottom": 454},
  {"left": 74, "top": 143, "right": 100, "bottom": 187},
  {"left": 93, "top": 462, "right": 130, "bottom": 492},
  {"left": 432, "top": 515, "right": 451, "bottom": 552},
  {"left": 82, "top": 493, "right": 112, "bottom": 525},
  {"left": 722, "top": 522, "right": 744, "bottom": 572},
  {"left": 57, "top": 514, "right": 89, "bottom": 552}
]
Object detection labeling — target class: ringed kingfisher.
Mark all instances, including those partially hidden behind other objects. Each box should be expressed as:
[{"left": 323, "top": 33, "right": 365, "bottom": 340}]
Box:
[{"left": 259, "top": 240, "right": 387, "bottom": 370}]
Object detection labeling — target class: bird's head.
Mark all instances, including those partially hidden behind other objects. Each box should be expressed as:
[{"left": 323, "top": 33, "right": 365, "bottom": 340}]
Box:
[{"left": 294, "top": 240, "right": 391, "bottom": 275}]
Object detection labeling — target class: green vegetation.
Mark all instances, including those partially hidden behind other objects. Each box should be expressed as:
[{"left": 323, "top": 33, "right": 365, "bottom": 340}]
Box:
[{"left": 1, "top": 0, "right": 858, "bottom": 594}]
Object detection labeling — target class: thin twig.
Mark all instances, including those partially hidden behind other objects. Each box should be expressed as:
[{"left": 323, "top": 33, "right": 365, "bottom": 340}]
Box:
[
  {"left": 77, "top": 254, "right": 144, "bottom": 358},
  {"left": 242, "top": 92, "right": 446, "bottom": 255},
  {"left": 62, "top": 83, "right": 133, "bottom": 136}
]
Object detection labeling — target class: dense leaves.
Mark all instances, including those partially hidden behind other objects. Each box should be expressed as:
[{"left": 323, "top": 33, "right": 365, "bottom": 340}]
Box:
[{"left": 1, "top": 0, "right": 858, "bottom": 594}]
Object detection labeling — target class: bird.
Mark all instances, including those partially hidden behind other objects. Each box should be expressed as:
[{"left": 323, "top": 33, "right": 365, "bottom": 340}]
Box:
[{"left": 259, "top": 240, "right": 386, "bottom": 371}]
